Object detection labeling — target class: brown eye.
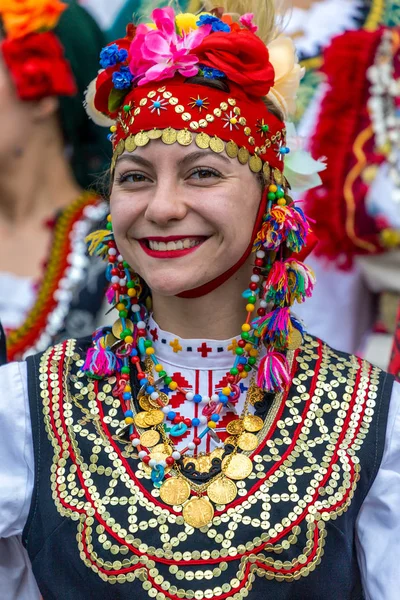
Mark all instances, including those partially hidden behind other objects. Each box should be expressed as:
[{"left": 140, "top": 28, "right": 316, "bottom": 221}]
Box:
[{"left": 189, "top": 168, "right": 221, "bottom": 180}]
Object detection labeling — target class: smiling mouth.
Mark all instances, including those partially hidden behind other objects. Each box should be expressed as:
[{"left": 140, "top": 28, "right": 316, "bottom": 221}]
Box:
[{"left": 139, "top": 236, "right": 209, "bottom": 259}]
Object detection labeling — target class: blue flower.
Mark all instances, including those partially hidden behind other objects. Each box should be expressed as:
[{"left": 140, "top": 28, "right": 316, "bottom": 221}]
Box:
[
  {"left": 112, "top": 67, "right": 133, "bottom": 90},
  {"left": 196, "top": 14, "right": 230, "bottom": 32},
  {"left": 200, "top": 65, "right": 226, "bottom": 80},
  {"left": 100, "top": 43, "right": 129, "bottom": 69}
]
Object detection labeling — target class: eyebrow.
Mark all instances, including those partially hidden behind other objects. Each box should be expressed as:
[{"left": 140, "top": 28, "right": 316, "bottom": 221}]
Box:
[{"left": 116, "top": 149, "right": 231, "bottom": 169}]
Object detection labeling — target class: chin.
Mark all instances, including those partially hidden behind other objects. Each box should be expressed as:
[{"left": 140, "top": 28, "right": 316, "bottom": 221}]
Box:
[{"left": 142, "top": 268, "right": 209, "bottom": 297}]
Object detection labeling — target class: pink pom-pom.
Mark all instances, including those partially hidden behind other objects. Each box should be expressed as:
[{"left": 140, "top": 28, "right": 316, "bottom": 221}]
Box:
[{"left": 257, "top": 350, "right": 291, "bottom": 392}]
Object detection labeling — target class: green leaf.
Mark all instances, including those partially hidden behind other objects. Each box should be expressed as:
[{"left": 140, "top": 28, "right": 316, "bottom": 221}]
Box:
[{"left": 108, "top": 88, "right": 128, "bottom": 113}]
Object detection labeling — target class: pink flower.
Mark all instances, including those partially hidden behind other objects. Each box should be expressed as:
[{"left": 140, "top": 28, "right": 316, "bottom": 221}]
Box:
[
  {"left": 239, "top": 13, "right": 258, "bottom": 33},
  {"left": 128, "top": 7, "right": 211, "bottom": 86}
]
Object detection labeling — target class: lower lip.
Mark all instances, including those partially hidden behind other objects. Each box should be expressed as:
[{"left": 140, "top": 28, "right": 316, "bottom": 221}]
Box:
[{"left": 139, "top": 240, "right": 205, "bottom": 259}]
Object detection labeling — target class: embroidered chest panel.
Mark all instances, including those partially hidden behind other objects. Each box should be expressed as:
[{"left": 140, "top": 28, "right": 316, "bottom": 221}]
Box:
[{"left": 38, "top": 336, "right": 381, "bottom": 599}]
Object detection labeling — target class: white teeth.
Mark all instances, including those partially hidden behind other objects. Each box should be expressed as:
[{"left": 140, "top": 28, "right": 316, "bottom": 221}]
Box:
[{"left": 148, "top": 238, "right": 202, "bottom": 252}]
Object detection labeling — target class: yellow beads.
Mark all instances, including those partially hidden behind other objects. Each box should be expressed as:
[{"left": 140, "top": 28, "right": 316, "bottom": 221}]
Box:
[
  {"left": 277, "top": 198, "right": 286, "bottom": 206},
  {"left": 246, "top": 304, "right": 255, "bottom": 312},
  {"left": 128, "top": 288, "right": 136, "bottom": 297},
  {"left": 241, "top": 324, "right": 251, "bottom": 332},
  {"left": 208, "top": 421, "right": 217, "bottom": 429},
  {"left": 145, "top": 347, "right": 155, "bottom": 355},
  {"left": 169, "top": 381, "right": 178, "bottom": 391},
  {"left": 155, "top": 364, "right": 163, "bottom": 373},
  {"left": 221, "top": 387, "right": 231, "bottom": 396},
  {"left": 125, "top": 336, "right": 133, "bottom": 344},
  {"left": 125, "top": 417, "right": 134, "bottom": 425}
]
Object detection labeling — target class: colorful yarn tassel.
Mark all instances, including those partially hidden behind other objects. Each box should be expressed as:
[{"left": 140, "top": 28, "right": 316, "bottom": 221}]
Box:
[
  {"left": 257, "top": 349, "right": 291, "bottom": 392},
  {"left": 264, "top": 260, "right": 288, "bottom": 305},
  {"left": 82, "top": 329, "right": 119, "bottom": 377},
  {"left": 86, "top": 229, "right": 113, "bottom": 257},
  {"left": 253, "top": 306, "right": 291, "bottom": 347},
  {"left": 263, "top": 258, "right": 316, "bottom": 306},
  {"left": 286, "top": 259, "right": 316, "bottom": 303},
  {"left": 254, "top": 205, "right": 310, "bottom": 253}
]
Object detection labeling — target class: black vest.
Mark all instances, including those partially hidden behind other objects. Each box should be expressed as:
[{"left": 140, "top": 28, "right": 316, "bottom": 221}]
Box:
[{"left": 23, "top": 335, "right": 393, "bottom": 600}]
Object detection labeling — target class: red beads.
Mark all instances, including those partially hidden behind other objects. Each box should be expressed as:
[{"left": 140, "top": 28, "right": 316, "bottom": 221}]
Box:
[
  {"left": 142, "top": 455, "right": 150, "bottom": 465},
  {"left": 193, "top": 437, "right": 201, "bottom": 446},
  {"left": 166, "top": 456, "right": 175, "bottom": 466}
]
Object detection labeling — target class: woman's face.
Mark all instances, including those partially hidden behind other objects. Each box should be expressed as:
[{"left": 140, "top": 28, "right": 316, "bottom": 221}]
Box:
[{"left": 110, "top": 141, "right": 262, "bottom": 297}]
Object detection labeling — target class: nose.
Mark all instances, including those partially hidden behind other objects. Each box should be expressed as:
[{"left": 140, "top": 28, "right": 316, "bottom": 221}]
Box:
[{"left": 144, "top": 180, "right": 188, "bottom": 226}]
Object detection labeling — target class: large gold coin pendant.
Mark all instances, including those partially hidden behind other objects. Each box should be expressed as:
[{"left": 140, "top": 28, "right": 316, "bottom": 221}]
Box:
[
  {"left": 140, "top": 429, "right": 160, "bottom": 448},
  {"left": 182, "top": 497, "right": 214, "bottom": 529},
  {"left": 207, "top": 477, "right": 238, "bottom": 505},
  {"left": 243, "top": 415, "right": 264, "bottom": 433},
  {"left": 222, "top": 454, "right": 253, "bottom": 480},
  {"left": 159, "top": 477, "right": 191, "bottom": 506},
  {"left": 238, "top": 432, "right": 259, "bottom": 451}
]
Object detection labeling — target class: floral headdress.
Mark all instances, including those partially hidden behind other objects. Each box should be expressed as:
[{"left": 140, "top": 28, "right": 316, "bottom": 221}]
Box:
[
  {"left": 85, "top": 6, "right": 321, "bottom": 393},
  {"left": 0, "top": 0, "right": 76, "bottom": 100}
]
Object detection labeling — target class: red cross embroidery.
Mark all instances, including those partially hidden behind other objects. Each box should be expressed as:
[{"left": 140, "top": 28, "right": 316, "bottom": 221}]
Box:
[
  {"left": 197, "top": 342, "right": 212, "bottom": 358},
  {"left": 149, "top": 327, "right": 159, "bottom": 341}
]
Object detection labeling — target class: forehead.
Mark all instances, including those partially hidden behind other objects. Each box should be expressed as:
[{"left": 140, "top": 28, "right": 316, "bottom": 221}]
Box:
[{"left": 115, "top": 139, "right": 237, "bottom": 169}]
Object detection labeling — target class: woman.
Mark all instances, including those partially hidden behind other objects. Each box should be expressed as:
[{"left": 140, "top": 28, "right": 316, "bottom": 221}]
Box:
[
  {"left": 0, "top": 0, "right": 110, "bottom": 361},
  {"left": 0, "top": 4, "right": 399, "bottom": 599}
]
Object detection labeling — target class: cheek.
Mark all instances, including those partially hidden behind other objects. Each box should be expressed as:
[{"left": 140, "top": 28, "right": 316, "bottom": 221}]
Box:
[{"left": 110, "top": 190, "right": 140, "bottom": 239}]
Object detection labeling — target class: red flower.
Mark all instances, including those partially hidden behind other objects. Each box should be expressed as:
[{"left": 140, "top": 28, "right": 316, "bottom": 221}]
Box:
[
  {"left": 2, "top": 31, "right": 76, "bottom": 100},
  {"left": 193, "top": 30, "right": 275, "bottom": 98}
]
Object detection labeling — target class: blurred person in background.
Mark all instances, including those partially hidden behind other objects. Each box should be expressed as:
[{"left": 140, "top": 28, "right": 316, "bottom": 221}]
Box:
[
  {"left": 273, "top": 0, "right": 400, "bottom": 372},
  {"left": 0, "top": 0, "right": 110, "bottom": 597},
  {"left": 0, "top": 0, "right": 110, "bottom": 364}
]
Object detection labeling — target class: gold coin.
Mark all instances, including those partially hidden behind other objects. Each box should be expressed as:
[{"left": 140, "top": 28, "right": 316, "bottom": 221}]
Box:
[
  {"left": 143, "top": 444, "right": 172, "bottom": 474},
  {"left": 162, "top": 127, "right": 177, "bottom": 144},
  {"left": 287, "top": 328, "right": 303, "bottom": 351},
  {"left": 238, "top": 432, "right": 259, "bottom": 451},
  {"left": 151, "top": 444, "right": 172, "bottom": 458},
  {"left": 195, "top": 132, "right": 210, "bottom": 149},
  {"left": 134, "top": 412, "right": 151, "bottom": 429},
  {"left": 222, "top": 453, "right": 253, "bottom": 480},
  {"left": 263, "top": 162, "right": 271, "bottom": 179},
  {"left": 144, "top": 410, "right": 164, "bottom": 426},
  {"left": 125, "top": 135, "right": 137, "bottom": 153},
  {"left": 182, "top": 497, "right": 214, "bottom": 528},
  {"left": 210, "top": 136, "right": 224, "bottom": 153},
  {"left": 249, "top": 155, "right": 263, "bottom": 173},
  {"left": 140, "top": 430, "right": 160, "bottom": 448},
  {"left": 159, "top": 477, "right": 191, "bottom": 506},
  {"left": 147, "top": 128, "right": 162, "bottom": 140},
  {"left": 104, "top": 333, "right": 118, "bottom": 349},
  {"left": 112, "top": 318, "right": 134, "bottom": 339},
  {"left": 224, "top": 436, "right": 238, "bottom": 446},
  {"left": 139, "top": 396, "right": 153, "bottom": 411},
  {"left": 207, "top": 477, "right": 238, "bottom": 505},
  {"left": 134, "top": 131, "right": 150, "bottom": 147},
  {"left": 226, "top": 420, "right": 244, "bottom": 435},
  {"left": 115, "top": 139, "right": 125, "bottom": 156},
  {"left": 150, "top": 391, "right": 169, "bottom": 408},
  {"left": 243, "top": 415, "right": 264, "bottom": 433},
  {"left": 196, "top": 455, "right": 212, "bottom": 473},
  {"left": 177, "top": 129, "right": 193, "bottom": 146},
  {"left": 226, "top": 140, "right": 238, "bottom": 158},
  {"left": 274, "top": 167, "right": 284, "bottom": 185},
  {"left": 238, "top": 147, "right": 249, "bottom": 164}
]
